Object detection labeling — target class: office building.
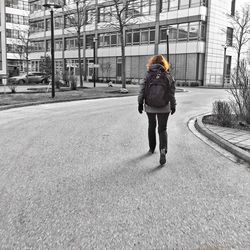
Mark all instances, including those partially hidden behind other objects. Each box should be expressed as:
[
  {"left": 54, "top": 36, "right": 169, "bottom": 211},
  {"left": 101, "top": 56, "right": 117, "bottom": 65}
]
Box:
[
  {"left": 0, "top": 0, "right": 29, "bottom": 83},
  {"left": 28, "top": 0, "right": 237, "bottom": 86}
]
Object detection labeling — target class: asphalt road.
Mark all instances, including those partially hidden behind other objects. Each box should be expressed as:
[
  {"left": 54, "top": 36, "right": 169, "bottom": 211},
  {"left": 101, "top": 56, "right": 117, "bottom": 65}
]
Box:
[{"left": 0, "top": 88, "right": 249, "bottom": 249}]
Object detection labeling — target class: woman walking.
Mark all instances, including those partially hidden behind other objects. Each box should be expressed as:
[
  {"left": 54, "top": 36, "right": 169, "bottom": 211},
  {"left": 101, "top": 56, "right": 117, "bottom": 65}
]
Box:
[{"left": 138, "top": 55, "right": 176, "bottom": 165}]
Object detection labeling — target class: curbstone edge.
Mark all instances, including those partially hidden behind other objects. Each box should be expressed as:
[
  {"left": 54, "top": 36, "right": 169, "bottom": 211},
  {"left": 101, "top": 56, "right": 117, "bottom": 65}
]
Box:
[{"left": 195, "top": 115, "right": 250, "bottom": 164}]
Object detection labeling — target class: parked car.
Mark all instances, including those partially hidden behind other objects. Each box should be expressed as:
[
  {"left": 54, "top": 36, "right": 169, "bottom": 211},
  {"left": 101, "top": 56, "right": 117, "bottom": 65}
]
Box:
[{"left": 8, "top": 72, "right": 49, "bottom": 85}]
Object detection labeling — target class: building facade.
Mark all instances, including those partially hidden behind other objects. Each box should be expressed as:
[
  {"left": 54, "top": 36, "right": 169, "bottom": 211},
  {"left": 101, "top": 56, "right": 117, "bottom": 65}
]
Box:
[
  {"left": 0, "top": 0, "right": 30, "bottom": 82},
  {"left": 28, "top": 0, "right": 237, "bottom": 86}
]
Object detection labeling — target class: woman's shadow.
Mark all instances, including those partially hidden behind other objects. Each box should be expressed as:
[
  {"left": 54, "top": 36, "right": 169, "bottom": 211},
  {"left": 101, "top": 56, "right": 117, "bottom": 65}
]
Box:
[{"left": 127, "top": 152, "right": 165, "bottom": 174}]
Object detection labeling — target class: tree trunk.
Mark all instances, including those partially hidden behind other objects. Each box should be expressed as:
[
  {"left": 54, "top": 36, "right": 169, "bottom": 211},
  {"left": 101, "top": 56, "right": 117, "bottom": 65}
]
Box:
[
  {"left": 78, "top": 29, "right": 83, "bottom": 88},
  {"left": 26, "top": 55, "right": 29, "bottom": 84},
  {"left": 120, "top": 31, "right": 126, "bottom": 89}
]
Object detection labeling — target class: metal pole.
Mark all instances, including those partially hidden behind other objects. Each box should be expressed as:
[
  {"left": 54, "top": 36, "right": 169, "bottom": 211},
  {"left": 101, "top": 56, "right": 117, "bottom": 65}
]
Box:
[
  {"left": 93, "top": 40, "right": 96, "bottom": 88},
  {"left": 166, "top": 28, "right": 170, "bottom": 62},
  {"left": 51, "top": 8, "right": 55, "bottom": 98},
  {"left": 222, "top": 45, "right": 227, "bottom": 88}
]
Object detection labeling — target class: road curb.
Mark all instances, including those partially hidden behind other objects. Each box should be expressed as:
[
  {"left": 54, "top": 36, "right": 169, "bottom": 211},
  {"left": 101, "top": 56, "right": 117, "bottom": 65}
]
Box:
[
  {"left": 0, "top": 94, "right": 137, "bottom": 112},
  {"left": 195, "top": 115, "right": 250, "bottom": 164}
]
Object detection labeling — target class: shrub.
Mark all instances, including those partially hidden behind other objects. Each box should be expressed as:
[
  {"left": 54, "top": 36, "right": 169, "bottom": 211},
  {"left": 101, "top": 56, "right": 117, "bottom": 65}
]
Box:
[
  {"left": 212, "top": 100, "right": 232, "bottom": 126},
  {"left": 69, "top": 75, "right": 77, "bottom": 90},
  {"left": 190, "top": 82, "right": 199, "bottom": 87}
]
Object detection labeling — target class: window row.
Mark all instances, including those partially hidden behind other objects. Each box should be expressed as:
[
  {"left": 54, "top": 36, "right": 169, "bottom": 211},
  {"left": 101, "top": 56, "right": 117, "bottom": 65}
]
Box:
[
  {"left": 126, "top": 28, "right": 155, "bottom": 45},
  {"left": 6, "top": 14, "right": 29, "bottom": 25},
  {"left": 31, "top": 37, "right": 84, "bottom": 52},
  {"left": 160, "top": 0, "right": 207, "bottom": 12},
  {"left": 6, "top": 44, "right": 25, "bottom": 53},
  {"left": 6, "top": 29, "right": 26, "bottom": 39},
  {"left": 5, "top": 0, "right": 29, "bottom": 10},
  {"left": 159, "top": 22, "right": 206, "bottom": 42}
]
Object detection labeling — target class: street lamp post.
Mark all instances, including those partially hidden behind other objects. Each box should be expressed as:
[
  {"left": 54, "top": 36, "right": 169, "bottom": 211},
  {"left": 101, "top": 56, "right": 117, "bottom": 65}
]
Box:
[
  {"left": 43, "top": 2, "right": 61, "bottom": 98},
  {"left": 166, "top": 27, "right": 170, "bottom": 63},
  {"left": 222, "top": 44, "right": 228, "bottom": 87},
  {"left": 93, "top": 37, "right": 98, "bottom": 88}
]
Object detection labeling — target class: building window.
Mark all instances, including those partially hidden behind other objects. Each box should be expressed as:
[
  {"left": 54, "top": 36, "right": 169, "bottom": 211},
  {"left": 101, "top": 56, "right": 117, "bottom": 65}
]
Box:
[
  {"left": 55, "top": 16, "right": 63, "bottom": 29},
  {"left": 46, "top": 40, "right": 51, "bottom": 51},
  {"left": 86, "top": 9, "right": 95, "bottom": 24},
  {"left": 31, "top": 41, "right": 45, "bottom": 52},
  {"left": 169, "top": 0, "right": 179, "bottom": 11},
  {"left": 189, "top": 22, "right": 199, "bottom": 40},
  {"left": 64, "top": 37, "right": 83, "bottom": 50},
  {"left": 55, "top": 39, "right": 63, "bottom": 50},
  {"left": 125, "top": 28, "right": 155, "bottom": 46},
  {"left": 141, "top": 29, "right": 149, "bottom": 44},
  {"left": 46, "top": 19, "right": 51, "bottom": 31},
  {"left": 226, "top": 27, "right": 233, "bottom": 46},
  {"left": 169, "top": 25, "right": 178, "bottom": 42},
  {"left": 6, "top": 0, "right": 29, "bottom": 10},
  {"left": 178, "top": 23, "right": 189, "bottom": 41},
  {"left": 225, "top": 56, "right": 232, "bottom": 76},
  {"left": 30, "top": 20, "right": 45, "bottom": 33},
  {"left": 231, "top": 0, "right": 236, "bottom": 16},
  {"left": 179, "top": 0, "right": 190, "bottom": 9},
  {"left": 160, "top": 0, "right": 169, "bottom": 12},
  {"left": 86, "top": 35, "right": 95, "bottom": 49}
]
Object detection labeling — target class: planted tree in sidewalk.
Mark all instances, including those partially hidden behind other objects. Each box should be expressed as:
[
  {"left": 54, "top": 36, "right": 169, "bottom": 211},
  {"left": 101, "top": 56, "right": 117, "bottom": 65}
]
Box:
[
  {"left": 228, "top": 3, "right": 250, "bottom": 83},
  {"left": 63, "top": 0, "right": 91, "bottom": 88},
  {"left": 101, "top": 0, "right": 150, "bottom": 91}
]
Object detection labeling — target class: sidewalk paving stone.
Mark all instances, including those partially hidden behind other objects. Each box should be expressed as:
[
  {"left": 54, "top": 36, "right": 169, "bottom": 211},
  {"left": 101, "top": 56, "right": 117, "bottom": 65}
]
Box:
[{"left": 205, "top": 124, "right": 250, "bottom": 151}]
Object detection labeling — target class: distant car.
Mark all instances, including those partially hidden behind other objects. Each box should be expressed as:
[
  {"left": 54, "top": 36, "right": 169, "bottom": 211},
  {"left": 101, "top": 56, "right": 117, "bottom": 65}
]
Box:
[{"left": 8, "top": 72, "right": 49, "bottom": 85}]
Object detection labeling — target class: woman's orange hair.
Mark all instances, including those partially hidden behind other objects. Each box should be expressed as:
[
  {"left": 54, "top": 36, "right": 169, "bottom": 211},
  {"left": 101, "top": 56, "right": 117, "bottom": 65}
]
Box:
[{"left": 146, "top": 54, "right": 170, "bottom": 71}]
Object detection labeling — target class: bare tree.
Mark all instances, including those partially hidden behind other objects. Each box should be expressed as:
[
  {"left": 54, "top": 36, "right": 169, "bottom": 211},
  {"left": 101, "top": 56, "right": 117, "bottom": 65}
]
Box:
[
  {"left": 228, "top": 4, "right": 250, "bottom": 82},
  {"left": 101, "top": 0, "right": 150, "bottom": 91},
  {"left": 63, "top": 0, "right": 91, "bottom": 88},
  {"left": 16, "top": 27, "right": 32, "bottom": 82},
  {"left": 228, "top": 61, "right": 250, "bottom": 124}
]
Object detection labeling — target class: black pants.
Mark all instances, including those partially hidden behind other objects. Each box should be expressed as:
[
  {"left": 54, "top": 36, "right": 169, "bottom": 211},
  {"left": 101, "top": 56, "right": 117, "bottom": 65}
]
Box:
[{"left": 146, "top": 112, "right": 170, "bottom": 152}]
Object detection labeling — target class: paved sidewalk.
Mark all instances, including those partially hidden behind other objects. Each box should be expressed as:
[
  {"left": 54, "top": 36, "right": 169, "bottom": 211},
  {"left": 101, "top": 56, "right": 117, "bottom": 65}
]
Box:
[{"left": 205, "top": 124, "right": 250, "bottom": 151}]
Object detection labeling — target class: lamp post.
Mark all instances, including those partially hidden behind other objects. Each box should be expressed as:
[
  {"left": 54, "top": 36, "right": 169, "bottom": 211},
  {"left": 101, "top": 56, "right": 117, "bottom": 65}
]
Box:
[
  {"left": 43, "top": 2, "right": 61, "bottom": 98},
  {"left": 222, "top": 44, "right": 228, "bottom": 87},
  {"left": 93, "top": 37, "right": 98, "bottom": 88},
  {"left": 166, "top": 27, "right": 170, "bottom": 62}
]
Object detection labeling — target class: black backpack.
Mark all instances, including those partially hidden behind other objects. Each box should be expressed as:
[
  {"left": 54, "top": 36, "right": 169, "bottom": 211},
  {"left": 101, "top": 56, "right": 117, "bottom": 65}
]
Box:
[{"left": 144, "top": 69, "right": 171, "bottom": 108}]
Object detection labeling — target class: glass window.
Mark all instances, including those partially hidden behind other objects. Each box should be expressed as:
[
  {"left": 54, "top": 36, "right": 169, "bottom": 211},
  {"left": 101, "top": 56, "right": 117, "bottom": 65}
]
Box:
[
  {"left": 226, "top": 27, "right": 233, "bottom": 46},
  {"left": 179, "top": 0, "right": 190, "bottom": 9},
  {"left": 55, "top": 16, "right": 63, "bottom": 29},
  {"left": 141, "top": 30, "right": 149, "bottom": 44},
  {"left": 126, "top": 32, "right": 132, "bottom": 45},
  {"left": 150, "top": 0, "right": 157, "bottom": 14},
  {"left": 169, "top": 0, "right": 179, "bottom": 11},
  {"left": 104, "top": 34, "right": 110, "bottom": 46},
  {"left": 200, "top": 22, "right": 206, "bottom": 40},
  {"left": 46, "top": 40, "right": 51, "bottom": 51},
  {"left": 160, "top": 26, "right": 168, "bottom": 41},
  {"left": 86, "top": 35, "right": 95, "bottom": 48},
  {"left": 190, "top": 0, "right": 201, "bottom": 7},
  {"left": 160, "top": 0, "right": 169, "bottom": 12},
  {"left": 189, "top": 22, "right": 199, "bottom": 40},
  {"left": 150, "top": 29, "right": 155, "bottom": 43},
  {"left": 111, "top": 33, "right": 117, "bottom": 46},
  {"left": 55, "top": 39, "right": 63, "bottom": 50},
  {"left": 133, "top": 30, "right": 140, "bottom": 44},
  {"left": 231, "top": 0, "right": 236, "bottom": 16},
  {"left": 46, "top": 19, "right": 51, "bottom": 31},
  {"left": 169, "top": 25, "right": 178, "bottom": 42}
]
